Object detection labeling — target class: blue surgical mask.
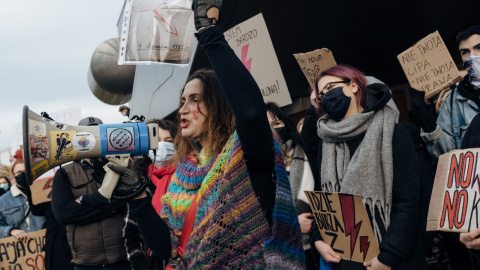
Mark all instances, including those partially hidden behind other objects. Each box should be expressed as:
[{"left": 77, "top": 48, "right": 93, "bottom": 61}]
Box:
[
  {"left": 321, "top": 86, "right": 352, "bottom": 121},
  {"left": 149, "top": 142, "right": 176, "bottom": 167},
  {"left": 122, "top": 112, "right": 127, "bottom": 116},
  {"left": 0, "top": 184, "right": 8, "bottom": 191}
]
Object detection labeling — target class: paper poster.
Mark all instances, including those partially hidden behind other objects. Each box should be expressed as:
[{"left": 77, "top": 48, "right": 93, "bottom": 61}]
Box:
[
  {"left": 294, "top": 49, "right": 337, "bottom": 90},
  {"left": 427, "top": 148, "right": 480, "bottom": 233},
  {"left": 118, "top": 0, "right": 197, "bottom": 65},
  {"left": 305, "top": 191, "right": 380, "bottom": 263},
  {"left": 224, "top": 13, "right": 292, "bottom": 107},
  {"left": 0, "top": 229, "right": 46, "bottom": 269},
  {"left": 397, "top": 31, "right": 462, "bottom": 99}
]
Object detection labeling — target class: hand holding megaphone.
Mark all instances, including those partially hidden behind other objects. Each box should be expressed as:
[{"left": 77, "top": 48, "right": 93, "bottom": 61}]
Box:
[{"left": 105, "top": 164, "right": 149, "bottom": 200}]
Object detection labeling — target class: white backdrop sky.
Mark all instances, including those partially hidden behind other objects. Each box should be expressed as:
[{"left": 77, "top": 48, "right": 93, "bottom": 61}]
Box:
[{"left": 0, "top": 1, "right": 129, "bottom": 152}]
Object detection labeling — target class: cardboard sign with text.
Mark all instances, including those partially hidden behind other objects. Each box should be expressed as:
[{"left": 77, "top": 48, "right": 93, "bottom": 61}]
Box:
[
  {"left": 224, "top": 13, "right": 292, "bottom": 107},
  {"left": 294, "top": 49, "right": 337, "bottom": 90},
  {"left": 31, "top": 176, "right": 54, "bottom": 205},
  {"left": 397, "top": 31, "right": 462, "bottom": 99},
  {"left": 0, "top": 229, "right": 46, "bottom": 269},
  {"left": 305, "top": 191, "right": 379, "bottom": 263},
  {"left": 427, "top": 148, "right": 480, "bottom": 233}
]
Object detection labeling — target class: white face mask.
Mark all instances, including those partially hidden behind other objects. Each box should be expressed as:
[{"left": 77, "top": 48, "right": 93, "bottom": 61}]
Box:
[
  {"left": 464, "top": 55, "right": 480, "bottom": 88},
  {"left": 0, "top": 184, "right": 8, "bottom": 191},
  {"left": 149, "top": 142, "right": 176, "bottom": 167}
]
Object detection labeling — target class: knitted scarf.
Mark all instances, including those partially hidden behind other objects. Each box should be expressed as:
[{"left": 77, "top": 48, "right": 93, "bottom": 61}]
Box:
[
  {"left": 317, "top": 105, "right": 396, "bottom": 243},
  {"left": 161, "top": 131, "right": 305, "bottom": 269}
]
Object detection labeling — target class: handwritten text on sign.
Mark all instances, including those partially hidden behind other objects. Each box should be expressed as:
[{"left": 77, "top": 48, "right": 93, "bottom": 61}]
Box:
[
  {"left": 224, "top": 13, "right": 292, "bottom": 107},
  {"left": 0, "top": 229, "right": 46, "bottom": 269},
  {"left": 427, "top": 148, "right": 480, "bottom": 233},
  {"left": 305, "top": 191, "right": 379, "bottom": 263},
  {"left": 294, "top": 49, "right": 337, "bottom": 90},
  {"left": 397, "top": 31, "right": 462, "bottom": 99}
]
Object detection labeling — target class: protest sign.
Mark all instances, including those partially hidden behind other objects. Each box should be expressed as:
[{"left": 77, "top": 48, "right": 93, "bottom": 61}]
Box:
[
  {"left": 31, "top": 176, "right": 54, "bottom": 205},
  {"left": 397, "top": 31, "right": 462, "bottom": 99},
  {"left": 294, "top": 49, "right": 337, "bottom": 90},
  {"left": 305, "top": 191, "right": 379, "bottom": 263},
  {"left": 118, "top": 0, "right": 197, "bottom": 65},
  {"left": 0, "top": 229, "right": 46, "bottom": 269},
  {"left": 427, "top": 148, "right": 480, "bottom": 233},
  {"left": 224, "top": 13, "right": 292, "bottom": 107}
]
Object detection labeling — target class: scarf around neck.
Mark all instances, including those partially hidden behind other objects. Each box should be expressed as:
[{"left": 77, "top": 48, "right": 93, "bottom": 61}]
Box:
[
  {"left": 317, "top": 105, "right": 396, "bottom": 243},
  {"left": 161, "top": 131, "right": 305, "bottom": 269}
]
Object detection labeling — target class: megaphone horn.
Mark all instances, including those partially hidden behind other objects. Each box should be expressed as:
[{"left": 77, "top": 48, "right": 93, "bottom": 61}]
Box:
[{"left": 23, "top": 105, "right": 159, "bottom": 198}]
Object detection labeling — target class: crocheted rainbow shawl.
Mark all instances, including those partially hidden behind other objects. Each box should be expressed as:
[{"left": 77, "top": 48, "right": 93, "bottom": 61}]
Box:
[{"left": 161, "top": 131, "right": 305, "bottom": 269}]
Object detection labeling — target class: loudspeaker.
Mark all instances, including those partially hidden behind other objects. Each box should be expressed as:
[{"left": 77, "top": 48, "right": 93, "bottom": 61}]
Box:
[{"left": 22, "top": 105, "right": 159, "bottom": 187}]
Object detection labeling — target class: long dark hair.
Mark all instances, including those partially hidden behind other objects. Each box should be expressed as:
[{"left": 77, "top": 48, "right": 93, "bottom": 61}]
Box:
[
  {"left": 265, "top": 102, "right": 304, "bottom": 150},
  {"left": 172, "top": 69, "right": 235, "bottom": 163},
  {"left": 0, "top": 176, "right": 11, "bottom": 189}
]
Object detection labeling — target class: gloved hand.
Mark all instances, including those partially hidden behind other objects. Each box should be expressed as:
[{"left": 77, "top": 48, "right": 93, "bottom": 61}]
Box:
[
  {"left": 107, "top": 165, "right": 150, "bottom": 200},
  {"left": 408, "top": 87, "right": 427, "bottom": 102},
  {"left": 192, "top": 0, "right": 222, "bottom": 30}
]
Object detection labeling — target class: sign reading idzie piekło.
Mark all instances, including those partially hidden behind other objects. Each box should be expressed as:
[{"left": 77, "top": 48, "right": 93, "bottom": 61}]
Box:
[
  {"left": 224, "top": 13, "right": 292, "bottom": 107},
  {"left": 427, "top": 148, "right": 480, "bottom": 232},
  {"left": 397, "top": 31, "right": 462, "bottom": 99}
]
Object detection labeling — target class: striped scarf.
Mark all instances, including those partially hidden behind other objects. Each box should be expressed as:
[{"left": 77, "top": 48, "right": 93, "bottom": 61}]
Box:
[{"left": 161, "top": 131, "right": 305, "bottom": 269}]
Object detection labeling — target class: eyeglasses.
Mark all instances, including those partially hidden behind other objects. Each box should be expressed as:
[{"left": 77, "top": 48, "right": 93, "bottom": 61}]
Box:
[{"left": 315, "top": 80, "right": 350, "bottom": 104}]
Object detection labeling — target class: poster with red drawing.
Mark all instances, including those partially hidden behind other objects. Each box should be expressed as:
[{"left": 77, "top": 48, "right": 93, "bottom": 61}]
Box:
[
  {"left": 305, "top": 191, "right": 380, "bottom": 263},
  {"left": 118, "top": 0, "right": 197, "bottom": 65},
  {"left": 224, "top": 13, "right": 292, "bottom": 107},
  {"left": 427, "top": 148, "right": 480, "bottom": 233}
]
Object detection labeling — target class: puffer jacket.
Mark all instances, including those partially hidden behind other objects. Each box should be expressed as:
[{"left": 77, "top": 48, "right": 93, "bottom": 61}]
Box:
[{"left": 52, "top": 161, "right": 127, "bottom": 266}]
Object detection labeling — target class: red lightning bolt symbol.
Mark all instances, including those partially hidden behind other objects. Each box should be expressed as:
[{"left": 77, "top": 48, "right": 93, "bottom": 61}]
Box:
[
  {"left": 241, "top": 43, "right": 252, "bottom": 72},
  {"left": 339, "top": 194, "right": 362, "bottom": 258},
  {"left": 360, "top": 236, "right": 370, "bottom": 261}
]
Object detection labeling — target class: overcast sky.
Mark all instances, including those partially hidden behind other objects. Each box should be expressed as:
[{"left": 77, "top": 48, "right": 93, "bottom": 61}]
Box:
[{"left": 0, "top": 1, "right": 129, "bottom": 153}]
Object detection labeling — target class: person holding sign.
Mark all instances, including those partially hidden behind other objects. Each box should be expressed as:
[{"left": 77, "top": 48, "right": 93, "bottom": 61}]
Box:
[
  {"left": 111, "top": 1, "right": 305, "bottom": 269},
  {"left": 410, "top": 25, "right": 480, "bottom": 162},
  {"left": 309, "top": 65, "right": 424, "bottom": 269}
]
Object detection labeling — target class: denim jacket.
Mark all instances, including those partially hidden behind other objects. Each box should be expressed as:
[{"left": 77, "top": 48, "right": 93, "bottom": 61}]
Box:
[
  {"left": 0, "top": 185, "right": 45, "bottom": 238},
  {"left": 421, "top": 86, "right": 480, "bottom": 161}
]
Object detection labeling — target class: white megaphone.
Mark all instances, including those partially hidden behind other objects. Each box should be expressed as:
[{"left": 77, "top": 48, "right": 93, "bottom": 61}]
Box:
[{"left": 22, "top": 105, "right": 159, "bottom": 199}]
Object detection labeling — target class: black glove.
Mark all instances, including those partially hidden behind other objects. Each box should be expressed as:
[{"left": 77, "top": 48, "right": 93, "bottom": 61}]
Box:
[
  {"left": 192, "top": 0, "right": 222, "bottom": 30},
  {"left": 89, "top": 158, "right": 109, "bottom": 184},
  {"left": 107, "top": 165, "right": 150, "bottom": 200},
  {"left": 408, "top": 87, "right": 437, "bottom": 133}
]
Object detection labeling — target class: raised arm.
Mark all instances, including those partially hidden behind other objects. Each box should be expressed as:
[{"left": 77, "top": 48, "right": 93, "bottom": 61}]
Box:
[{"left": 196, "top": 26, "right": 273, "bottom": 165}]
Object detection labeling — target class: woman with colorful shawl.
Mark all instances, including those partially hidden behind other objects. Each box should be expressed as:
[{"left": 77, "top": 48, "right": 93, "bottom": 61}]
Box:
[{"left": 109, "top": 1, "right": 305, "bottom": 269}]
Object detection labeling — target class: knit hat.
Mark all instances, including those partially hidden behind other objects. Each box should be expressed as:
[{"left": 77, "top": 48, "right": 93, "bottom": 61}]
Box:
[{"left": 78, "top": 117, "right": 103, "bottom": 126}]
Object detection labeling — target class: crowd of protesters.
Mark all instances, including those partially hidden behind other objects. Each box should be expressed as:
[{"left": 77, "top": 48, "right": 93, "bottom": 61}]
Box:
[{"left": 1, "top": 1, "right": 480, "bottom": 269}]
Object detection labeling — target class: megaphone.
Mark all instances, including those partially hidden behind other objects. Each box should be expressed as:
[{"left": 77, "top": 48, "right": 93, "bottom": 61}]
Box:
[{"left": 22, "top": 105, "right": 159, "bottom": 198}]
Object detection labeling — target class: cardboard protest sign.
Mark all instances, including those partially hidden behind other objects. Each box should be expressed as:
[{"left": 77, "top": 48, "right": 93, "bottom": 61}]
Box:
[
  {"left": 427, "top": 148, "right": 480, "bottom": 233},
  {"left": 224, "top": 13, "right": 292, "bottom": 107},
  {"left": 0, "top": 229, "right": 46, "bottom": 269},
  {"left": 31, "top": 176, "right": 54, "bottom": 205},
  {"left": 397, "top": 31, "right": 462, "bottom": 99},
  {"left": 294, "top": 49, "right": 337, "bottom": 90},
  {"left": 305, "top": 191, "right": 379, "bottom": 263}
]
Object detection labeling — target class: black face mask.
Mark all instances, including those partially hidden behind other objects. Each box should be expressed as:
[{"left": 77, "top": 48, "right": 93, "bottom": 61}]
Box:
[
  {"left": 15, "top": 172, "right": 29, "bottom": 188},
  {"left": 274, "top": 127, "right": 290, "bottom": 143},
  {"left": 321, "top": 86, "right": 352, "bottom": 121}
]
